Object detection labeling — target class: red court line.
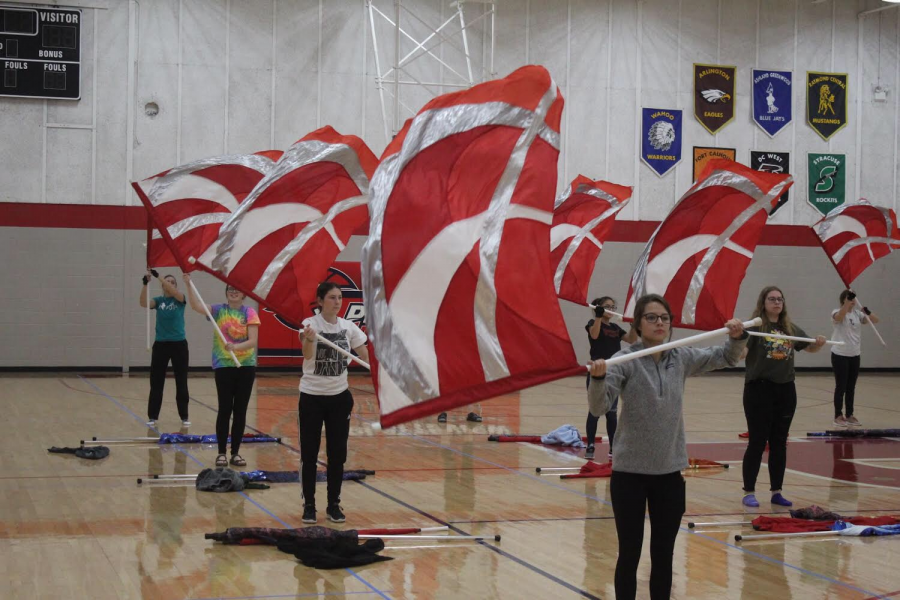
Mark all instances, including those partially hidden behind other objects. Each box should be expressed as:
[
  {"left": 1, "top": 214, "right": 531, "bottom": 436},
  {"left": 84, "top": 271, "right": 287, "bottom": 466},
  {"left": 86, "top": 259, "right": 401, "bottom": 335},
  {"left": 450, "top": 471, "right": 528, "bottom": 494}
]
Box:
[{"left": 865, "top": 591, "right": 900, "bottom": 600}]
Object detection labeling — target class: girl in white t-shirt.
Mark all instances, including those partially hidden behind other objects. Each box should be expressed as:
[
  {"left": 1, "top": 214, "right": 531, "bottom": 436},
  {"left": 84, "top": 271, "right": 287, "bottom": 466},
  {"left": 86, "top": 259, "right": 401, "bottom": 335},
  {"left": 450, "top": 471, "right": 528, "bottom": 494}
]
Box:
[
  {"left": 298, "top": 282, "right": 369, "bottom": 525},
  {"left": 831, "top": 289, "right": 880, "bottom": 427}
]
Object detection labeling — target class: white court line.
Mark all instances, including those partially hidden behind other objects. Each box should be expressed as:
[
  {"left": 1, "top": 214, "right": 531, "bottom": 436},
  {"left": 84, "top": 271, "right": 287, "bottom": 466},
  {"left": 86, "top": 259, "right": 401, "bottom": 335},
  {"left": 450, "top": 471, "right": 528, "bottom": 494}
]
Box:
[
  {"left": 782, "top": 466, "right": 900, "bottom": 491},
  {"left": 519, "top": 442, "right": 588, "bottom": 464},
  {"left": 840, "top": 459, "right": 900, "bottom": 471}
]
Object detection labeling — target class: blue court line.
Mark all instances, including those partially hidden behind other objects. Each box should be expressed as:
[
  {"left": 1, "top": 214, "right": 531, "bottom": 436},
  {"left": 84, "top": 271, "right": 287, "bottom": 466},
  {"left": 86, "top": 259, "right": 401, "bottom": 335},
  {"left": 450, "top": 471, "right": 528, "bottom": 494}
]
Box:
[
  {"left": 77, "top": 377, "right": 391, "bottom": 600},
  {"left": 188, "top": 593, "right": 383, "bottom": 600},
  {"left": 188, "top": 395, "right": 601, "bottom": 599}
]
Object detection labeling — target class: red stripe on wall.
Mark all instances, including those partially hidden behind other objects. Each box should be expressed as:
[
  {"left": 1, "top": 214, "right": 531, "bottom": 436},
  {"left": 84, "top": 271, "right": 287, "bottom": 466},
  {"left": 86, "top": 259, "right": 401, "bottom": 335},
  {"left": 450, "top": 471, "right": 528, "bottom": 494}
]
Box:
[{"left": 0, "top": 202, "right": 822, "bottom": 247}]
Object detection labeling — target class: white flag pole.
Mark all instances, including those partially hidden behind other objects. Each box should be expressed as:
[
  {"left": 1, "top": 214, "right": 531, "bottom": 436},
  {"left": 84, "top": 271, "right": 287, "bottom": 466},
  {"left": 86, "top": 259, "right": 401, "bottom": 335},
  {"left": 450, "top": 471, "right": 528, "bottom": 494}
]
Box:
[
  {"left": 587, "top": 318, "right": 763, "bottom": 370},
  {"left": 745, "top": 331, "right": 843, "bottom": 346},
  {"left": 186, "top": 279, "right": 241, "bottom": 367},
  {"left": 853, "top": 294, "right": 886, "bottom": 346}
]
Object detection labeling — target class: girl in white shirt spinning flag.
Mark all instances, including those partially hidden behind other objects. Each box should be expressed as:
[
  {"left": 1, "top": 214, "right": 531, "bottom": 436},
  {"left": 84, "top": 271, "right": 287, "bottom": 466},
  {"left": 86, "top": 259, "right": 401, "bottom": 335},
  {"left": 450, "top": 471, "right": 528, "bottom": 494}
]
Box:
[{"left": 298, "top": 282, "right": 369, "bottom": 525}]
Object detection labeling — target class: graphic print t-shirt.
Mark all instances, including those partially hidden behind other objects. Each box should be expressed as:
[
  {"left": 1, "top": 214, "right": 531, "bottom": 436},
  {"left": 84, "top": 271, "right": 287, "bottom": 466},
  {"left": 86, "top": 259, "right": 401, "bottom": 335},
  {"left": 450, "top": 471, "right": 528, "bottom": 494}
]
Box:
[
  {"left": 209, "top": 304, "right": 260, "bottom": 369},
  {"left": 744, "top": 324, "right": 810, "bottom": 384},
  {"left": 152, "top": 296, "right": 186, "bottom": 342},
  {"left": 585, "top": 320, "right": 627, "bottom": 360},
  {"left": 299, "top": 314, "right": 367, "bottom": 396}
]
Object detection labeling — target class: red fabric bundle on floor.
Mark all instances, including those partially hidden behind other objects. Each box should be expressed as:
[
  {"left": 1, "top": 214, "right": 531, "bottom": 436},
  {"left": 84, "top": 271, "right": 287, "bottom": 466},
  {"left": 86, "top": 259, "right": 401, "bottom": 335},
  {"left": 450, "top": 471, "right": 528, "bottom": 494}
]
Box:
[
  {"left": 752, "top": 515, "right": 900, "bottom": 533},
  {"left": 560, "top": 461, "right": 613, "bottom": 479}
]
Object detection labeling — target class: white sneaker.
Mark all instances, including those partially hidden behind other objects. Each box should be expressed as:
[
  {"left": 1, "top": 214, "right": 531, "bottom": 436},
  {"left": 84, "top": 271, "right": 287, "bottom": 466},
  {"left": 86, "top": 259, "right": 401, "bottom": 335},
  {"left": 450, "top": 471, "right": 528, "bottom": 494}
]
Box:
[
  {"left": 182, "top": 420, "right": 191, "bottom": 427},
  {"left": 146, "top": 419, "right": 157, "bottom": 427},
  {"left": 833, "top": 416, "right": 848, "bottom": 428}
]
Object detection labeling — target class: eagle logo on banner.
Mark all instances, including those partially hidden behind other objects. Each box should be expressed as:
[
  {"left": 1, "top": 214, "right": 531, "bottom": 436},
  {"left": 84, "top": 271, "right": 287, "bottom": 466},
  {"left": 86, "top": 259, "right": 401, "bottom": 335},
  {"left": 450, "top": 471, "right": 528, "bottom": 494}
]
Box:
[
  {"left": 191, "top": 126, "right": 379, "bottom": 326},
  {"left": 694, "top": 63, "right": 736, "bottom": 134},
  {"left": 807, "top": 71, "right": 848, "bottom": 141},
  {"left": 551, "top": 176, "right": 633, "bottom": 305},
  {"left": 133, "top": 151, "right": 284, "bottom": 272},
  {"left": 624, "top": 159, "right": 793, "bottom": 330},
  {"left": 361, "top": 65, "right": 585, "bottom": 428},
  {"left": 752, "top": 69, "right": 792, "bottom": 137},
  {"left": 813, "top": 199, "right": 900, "bottom": 287},
  {"left": 641, "top": 108, "right": 683, "bottom": 177}
]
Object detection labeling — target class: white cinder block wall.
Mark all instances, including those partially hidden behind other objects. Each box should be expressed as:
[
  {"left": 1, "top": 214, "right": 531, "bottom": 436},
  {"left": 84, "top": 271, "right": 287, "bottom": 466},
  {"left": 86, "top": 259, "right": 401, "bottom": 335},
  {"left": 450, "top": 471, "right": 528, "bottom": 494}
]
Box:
[{"left": 0, "top": 0, "right": 898, "bottom": 368}]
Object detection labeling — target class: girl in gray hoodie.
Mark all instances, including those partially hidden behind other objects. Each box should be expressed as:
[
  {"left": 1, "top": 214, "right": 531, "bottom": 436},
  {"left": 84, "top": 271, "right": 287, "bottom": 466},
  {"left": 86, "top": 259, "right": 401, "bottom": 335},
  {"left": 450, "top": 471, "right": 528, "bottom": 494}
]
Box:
[{"left": 588, "top": 293, "right": 748, "bottom": 600}]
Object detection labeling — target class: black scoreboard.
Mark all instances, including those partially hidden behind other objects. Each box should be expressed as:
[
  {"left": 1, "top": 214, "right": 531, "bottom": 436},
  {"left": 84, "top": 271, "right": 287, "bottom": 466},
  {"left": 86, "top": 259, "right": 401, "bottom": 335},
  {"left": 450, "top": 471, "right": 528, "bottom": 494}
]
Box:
[{"left": 1, "top": 4, "right": 81, "bottom": 100}]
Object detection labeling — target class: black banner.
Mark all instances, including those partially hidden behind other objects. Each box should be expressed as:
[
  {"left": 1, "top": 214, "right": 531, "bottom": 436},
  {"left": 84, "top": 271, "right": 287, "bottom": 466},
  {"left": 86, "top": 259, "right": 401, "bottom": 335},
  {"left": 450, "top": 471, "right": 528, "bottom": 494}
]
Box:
[
  {"left": 750, "top": 151, "right": 791, "bottom": 215},
  {"left": 694, "top": 63, "right": 736, "bottom": 134},
  {"left": 807, "top": 71, "right": 848, "bottom": 141}
]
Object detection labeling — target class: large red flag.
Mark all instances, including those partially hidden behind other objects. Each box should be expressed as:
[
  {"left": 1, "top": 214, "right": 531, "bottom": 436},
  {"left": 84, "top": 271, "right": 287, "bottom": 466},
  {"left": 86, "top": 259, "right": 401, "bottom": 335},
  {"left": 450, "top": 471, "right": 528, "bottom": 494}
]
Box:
[
  {"left": 361, "top": 65, "right": 585, "bottom": 428},
  {"left": 551, "top": 176, "right": 632, "bottom": 305},
  {"left": 133, "top": 150, "right": 283, "bottom": 272},
  {"left": 192, "top": 126, "right": 378, "bottom": 325},
  {"left": 813, "top": 199, "right": 900, "bottom": 287},
  {"left": 624, "top": 159, "right": 793, "bottom": 330}
]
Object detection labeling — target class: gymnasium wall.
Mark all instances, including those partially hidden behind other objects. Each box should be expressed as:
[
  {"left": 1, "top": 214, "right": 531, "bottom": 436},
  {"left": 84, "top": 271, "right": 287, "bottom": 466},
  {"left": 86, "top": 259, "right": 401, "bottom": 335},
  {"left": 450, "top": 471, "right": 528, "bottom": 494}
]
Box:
[{"left": 1, "top": 0, "right": 898, "bottom": 369}]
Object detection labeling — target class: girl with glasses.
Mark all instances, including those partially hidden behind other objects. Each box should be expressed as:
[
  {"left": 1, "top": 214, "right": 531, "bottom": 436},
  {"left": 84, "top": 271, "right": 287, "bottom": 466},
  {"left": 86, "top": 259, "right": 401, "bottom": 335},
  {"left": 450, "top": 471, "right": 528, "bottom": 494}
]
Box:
[
  {"left": 185, "top": 275, "right": 260, "bottom": 468},
  {"left": 587, "top": 294, "right": 748, "bottom": 600},
  {"left": 740, "top": 286, "right": 826, "bottom": 508},
  {"left": 585, "top": 296, "right": 637, "bottom": 460},
  {"left": 830, "top": 290, "right": 879, "bottom": 428}
]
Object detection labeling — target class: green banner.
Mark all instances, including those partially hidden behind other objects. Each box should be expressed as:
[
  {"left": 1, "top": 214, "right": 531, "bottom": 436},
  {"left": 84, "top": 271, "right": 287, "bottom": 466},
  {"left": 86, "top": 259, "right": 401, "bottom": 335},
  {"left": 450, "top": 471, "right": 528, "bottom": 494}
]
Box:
[{"left": 807, "top": 153, "right": 846, "bottom": 216}]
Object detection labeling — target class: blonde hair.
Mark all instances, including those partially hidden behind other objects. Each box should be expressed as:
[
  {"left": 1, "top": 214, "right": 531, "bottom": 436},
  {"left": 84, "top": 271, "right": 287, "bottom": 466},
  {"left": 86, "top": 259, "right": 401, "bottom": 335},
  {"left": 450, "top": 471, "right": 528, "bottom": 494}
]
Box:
[{"left": 751, "top": 286, "right": 795, "bottom": 335}]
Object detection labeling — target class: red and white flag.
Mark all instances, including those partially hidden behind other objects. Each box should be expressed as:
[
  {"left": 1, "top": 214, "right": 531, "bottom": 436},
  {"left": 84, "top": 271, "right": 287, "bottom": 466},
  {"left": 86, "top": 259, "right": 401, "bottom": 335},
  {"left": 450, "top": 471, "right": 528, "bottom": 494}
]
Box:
[
  {"left": 133, "top": 150, "right": 283, "bottom": 271},
  {"left": 361, "top": 65, "right": 585, "bottom": 428},
  {"left": 192, "top": 126, "right": 379, "bottom": 323},
  {"left": 551, "top": 176, "right": 632, "bottom": 305},
  {"left": 624, "top": 159, "right": 792, "bottom": 330},
  {"left": 813, "top": 199, "right": 900, "bottom": 287}
]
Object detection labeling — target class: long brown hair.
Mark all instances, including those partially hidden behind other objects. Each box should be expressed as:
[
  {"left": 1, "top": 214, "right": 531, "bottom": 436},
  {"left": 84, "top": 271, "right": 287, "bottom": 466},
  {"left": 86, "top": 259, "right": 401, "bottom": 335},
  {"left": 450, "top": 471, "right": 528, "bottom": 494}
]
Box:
[{"left": 751, "top": 285, "right": 795, "bottom": 335}]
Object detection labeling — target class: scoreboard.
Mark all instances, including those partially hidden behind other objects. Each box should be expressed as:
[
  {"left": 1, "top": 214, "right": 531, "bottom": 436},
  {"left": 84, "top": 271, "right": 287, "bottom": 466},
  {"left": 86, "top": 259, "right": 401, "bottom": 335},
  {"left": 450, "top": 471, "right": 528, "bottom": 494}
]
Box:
[{"left": 1, "top": 4, "right": 81, "bottom": 100}]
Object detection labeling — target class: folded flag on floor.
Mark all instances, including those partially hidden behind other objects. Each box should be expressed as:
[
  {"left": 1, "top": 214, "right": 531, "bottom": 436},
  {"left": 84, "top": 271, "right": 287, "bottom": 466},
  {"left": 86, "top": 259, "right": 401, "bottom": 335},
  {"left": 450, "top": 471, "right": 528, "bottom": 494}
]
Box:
[
  {"left": 832, "top": 521, "right": 900, "bottom": 536},
  {"left": 157, "top": 433, "right": 279, "bottom": 444},
  {"left": 48, "top": 446, "right": 110, "bottom": 460},
  {"left": 241, "top": 469, "right": 375, "bottom": 483},
  {"left": 752, "top": 514, "right": 900, "bottom": 533},
  {"left": 559, "top": 460, "right": 613, "bottom": 479},
  {"left": 806, "top": 429, "right": 900, "bottom": 438},
  {"left": 487, "top": 434, "right": 596, "bottom": 444},
  {"left": 205, "top": 526, "right": 392, "bottom": 569}
]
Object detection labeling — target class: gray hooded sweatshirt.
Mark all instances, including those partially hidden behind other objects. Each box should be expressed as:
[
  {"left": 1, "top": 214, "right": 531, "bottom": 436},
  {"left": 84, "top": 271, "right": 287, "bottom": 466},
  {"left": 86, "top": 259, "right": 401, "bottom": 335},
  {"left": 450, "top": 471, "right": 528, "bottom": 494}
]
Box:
[{"left": 588, "top": 335, "right": 747, "bottom": 475}]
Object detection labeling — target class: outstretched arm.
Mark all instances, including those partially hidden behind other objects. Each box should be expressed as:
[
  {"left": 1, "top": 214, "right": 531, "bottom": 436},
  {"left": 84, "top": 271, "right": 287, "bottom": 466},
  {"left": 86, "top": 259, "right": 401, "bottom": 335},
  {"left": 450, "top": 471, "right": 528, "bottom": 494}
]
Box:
[
  {"left": 183, "top": 274, "right": 210, "bottom": 316},
  {"left": 139, "top": 270, "right": 157, "bottom": 308}
]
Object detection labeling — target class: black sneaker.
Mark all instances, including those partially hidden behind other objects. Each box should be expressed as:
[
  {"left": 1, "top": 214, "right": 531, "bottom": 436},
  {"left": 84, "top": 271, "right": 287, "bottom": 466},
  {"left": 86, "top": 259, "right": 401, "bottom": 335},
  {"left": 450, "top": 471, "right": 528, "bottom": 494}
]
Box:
[
  {"left": 584, "top": 444, "right": 595, "bottom": 460},
  {"left": 302, "top": 505, "right": 316, "bottom": 524},
  {"left": 326, "top": 504, "right": 346, "bottom": 523},
  {"left": 437, "top": 412, "right": 448, "bottom": 423},
  {"left": 466, "top": 412, "right": 482, "bottom": 422}
]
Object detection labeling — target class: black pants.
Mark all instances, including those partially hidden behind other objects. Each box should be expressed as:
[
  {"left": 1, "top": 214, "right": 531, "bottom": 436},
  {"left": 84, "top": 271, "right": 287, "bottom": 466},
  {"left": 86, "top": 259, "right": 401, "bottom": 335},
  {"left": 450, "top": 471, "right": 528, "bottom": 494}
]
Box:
[
  {"left": 831, "top": 353, "right": 860, "bottom": 418},
  {"left": 585, "top": 372, "right": 618, "bottom": 450},
  {"left": 610, "top": 470, "right": 685, "bottom": 600},
  {"left": 742, "top": 379, "right": 797, "bottom": 493},
  {"left": 213, "top": 367, "right": 256, "bottom": 455},
  {"left": 148, "top": 340, "right": 190, "bottom": 421},
  {"left": 298, "top": 390, "right": 354, "bottom": 507}
]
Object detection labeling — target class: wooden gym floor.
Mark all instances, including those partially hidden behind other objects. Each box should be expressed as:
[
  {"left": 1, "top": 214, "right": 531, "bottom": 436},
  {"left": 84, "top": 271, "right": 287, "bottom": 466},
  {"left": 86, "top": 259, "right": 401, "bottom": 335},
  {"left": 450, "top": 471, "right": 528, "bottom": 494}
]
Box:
[{"left": 1, "top": 370, "right": 899, "bottom": 599}]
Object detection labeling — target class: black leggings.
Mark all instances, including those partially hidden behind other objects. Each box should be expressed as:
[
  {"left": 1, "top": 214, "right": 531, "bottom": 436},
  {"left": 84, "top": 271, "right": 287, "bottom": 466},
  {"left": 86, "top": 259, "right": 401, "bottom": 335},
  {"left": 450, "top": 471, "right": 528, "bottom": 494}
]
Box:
[
  {"left": 148, "top": 340, "right": 190, "bottom": 420},
  {"left": 610, "top": 470, "right": 686, "bottom": 600},
  {"left": 299, "top": 390, "right": 354, "bottom": 507},
  {"left": 585, "top": 373, "right": 618, "bottom": 449},
  {"left": 831, "top": 353, "right": 860, "bottom": 418},
  {"left": 213, "top": 367, "right": 256, "bottom": 455},
  {"left": 742, "top": 379, "right": 796, "bottom": 493}
]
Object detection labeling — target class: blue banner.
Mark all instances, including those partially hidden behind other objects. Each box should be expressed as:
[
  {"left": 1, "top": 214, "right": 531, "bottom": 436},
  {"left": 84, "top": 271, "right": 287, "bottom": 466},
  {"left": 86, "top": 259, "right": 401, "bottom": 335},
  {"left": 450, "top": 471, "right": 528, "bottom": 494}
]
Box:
[
  {"left": 752, "top": 69, "right": 792, "bottom": 137},
  {"left": 641, "top": 108, "right": 682, "bottom": 177}
]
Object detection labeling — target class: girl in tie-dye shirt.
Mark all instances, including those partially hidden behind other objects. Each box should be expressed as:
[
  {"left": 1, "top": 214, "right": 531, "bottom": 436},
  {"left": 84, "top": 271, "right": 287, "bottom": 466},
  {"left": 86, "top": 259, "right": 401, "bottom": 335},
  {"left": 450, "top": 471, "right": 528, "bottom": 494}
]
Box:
[{"left": 185, "top": 275, "right": 260, "bottom": 468}]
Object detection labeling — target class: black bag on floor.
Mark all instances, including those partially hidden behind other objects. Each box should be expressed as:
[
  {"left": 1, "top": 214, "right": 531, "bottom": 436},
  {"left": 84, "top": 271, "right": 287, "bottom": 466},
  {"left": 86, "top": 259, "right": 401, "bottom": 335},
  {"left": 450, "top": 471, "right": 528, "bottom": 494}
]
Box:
[{"left": 48, "top": 446, "right": 110, "bottom": 460}]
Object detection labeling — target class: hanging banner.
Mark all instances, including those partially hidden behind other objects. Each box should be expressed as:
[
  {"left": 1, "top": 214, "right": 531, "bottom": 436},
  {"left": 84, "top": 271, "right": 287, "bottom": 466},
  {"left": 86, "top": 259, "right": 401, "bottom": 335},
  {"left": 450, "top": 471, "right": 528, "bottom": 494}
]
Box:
[
  {"left": 750, "top": 151, "right": 791, "bottom": 215},
  {"left": 807, "top": 71, "right": 848, "bottom": 141},
  {"left": 807, "top": 153, "right": 846, "bottom": 216},
  {"left": 693, "top": 146, "right": 736, "bottom": 182},
  {"left": 694, "top": 63, "right": 736, "bottom": 134},
  {"left": 751, "top": 69, "right": 792, "bottom": 137},
  {"left": 641, "top": 108, "right": 683, "bottom": 177}
]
